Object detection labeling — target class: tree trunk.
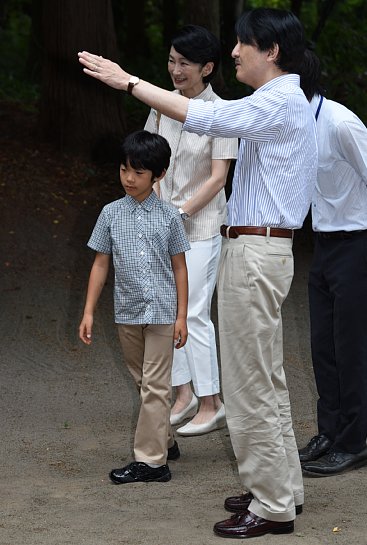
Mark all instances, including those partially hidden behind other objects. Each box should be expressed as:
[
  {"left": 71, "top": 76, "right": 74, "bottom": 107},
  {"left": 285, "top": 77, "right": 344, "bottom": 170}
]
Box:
[
  {"left": 183, "top": 0, "right": 220, "bottom": 35},
  {"left": 182, "top": 0, "right": 226, "bottom": 93},
  {"left": 312, "top": 0, "right": 339, "bottom": 43},
  {"left": 39, "top": 0, "right": 126, "bottom": 158}
]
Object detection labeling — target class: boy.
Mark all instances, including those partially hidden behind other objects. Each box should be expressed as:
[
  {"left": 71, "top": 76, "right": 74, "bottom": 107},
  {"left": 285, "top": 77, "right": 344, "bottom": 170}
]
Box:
[{"left": 79, "top": 130, "right": 190, "bottom": 483}]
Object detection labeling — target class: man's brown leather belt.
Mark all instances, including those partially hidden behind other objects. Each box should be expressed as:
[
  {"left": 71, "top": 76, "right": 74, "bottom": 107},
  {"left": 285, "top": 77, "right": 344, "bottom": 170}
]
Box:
[{"left": 220, "top": 225, "right": 293, "bottom": 239}]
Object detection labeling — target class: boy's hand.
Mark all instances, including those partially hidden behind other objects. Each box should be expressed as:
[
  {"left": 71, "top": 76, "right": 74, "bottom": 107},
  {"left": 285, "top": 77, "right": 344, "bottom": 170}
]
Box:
[
  {"left": 174, "top": 318, "right": 187, "bottom": 349},
  {"left": 79, "top": 314, "right": 93, "bottom": 345}
]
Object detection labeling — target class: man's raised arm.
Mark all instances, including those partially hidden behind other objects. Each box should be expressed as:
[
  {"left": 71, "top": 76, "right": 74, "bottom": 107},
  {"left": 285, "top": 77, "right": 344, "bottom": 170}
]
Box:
[{"left": 78, "top": 51, "right": 189, "bottom": 123}]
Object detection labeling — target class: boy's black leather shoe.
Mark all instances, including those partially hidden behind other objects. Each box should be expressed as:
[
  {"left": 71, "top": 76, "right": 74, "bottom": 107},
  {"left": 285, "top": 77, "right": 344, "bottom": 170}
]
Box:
[
  {"left": 167, "top": 440, "right": 180, "bottom": 461},
  {"left": 109, "top": 462, "right": 171, "bottom": 484},
  {"left": 298, "top": 434, "right": 332, "bottom": 462}
]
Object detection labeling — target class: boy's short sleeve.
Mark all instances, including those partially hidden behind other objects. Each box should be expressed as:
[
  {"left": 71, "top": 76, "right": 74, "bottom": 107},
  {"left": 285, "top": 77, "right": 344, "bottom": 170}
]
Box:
[
  {"left": 87, "top": 207, "right": 112, "bottom": 254},
  {"left": 168, "top": 213, "right": 191, "bottom": 256}
]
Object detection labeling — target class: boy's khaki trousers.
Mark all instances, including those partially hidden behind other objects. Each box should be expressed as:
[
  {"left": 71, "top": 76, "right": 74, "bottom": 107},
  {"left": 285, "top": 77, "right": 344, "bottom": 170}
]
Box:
[{"left": 117, "top": 323, "right": 175, "bottom": 466}]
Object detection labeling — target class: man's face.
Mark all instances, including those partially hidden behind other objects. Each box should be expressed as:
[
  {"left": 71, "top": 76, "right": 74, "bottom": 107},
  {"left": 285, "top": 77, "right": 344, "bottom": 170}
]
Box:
[{"left": 231, "top": 38, "right": 270, "bottom": 89}]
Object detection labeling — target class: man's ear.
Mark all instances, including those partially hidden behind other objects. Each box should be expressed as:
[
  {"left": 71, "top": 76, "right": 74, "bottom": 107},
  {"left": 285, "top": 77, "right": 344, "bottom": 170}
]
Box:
[{"left": 267, "top": 43, "right": 280, "bottom": 63}]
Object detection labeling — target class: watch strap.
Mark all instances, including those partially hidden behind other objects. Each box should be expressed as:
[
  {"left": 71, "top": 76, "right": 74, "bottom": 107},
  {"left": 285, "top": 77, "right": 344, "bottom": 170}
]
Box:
[{"left": 127, "top": 77, "right": 140, "bottom": 95}]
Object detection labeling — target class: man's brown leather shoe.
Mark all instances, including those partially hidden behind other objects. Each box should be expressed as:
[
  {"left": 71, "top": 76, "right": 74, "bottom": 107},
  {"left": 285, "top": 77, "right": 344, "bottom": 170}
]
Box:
[
  {"left": 214, "top": 510, "right": 294, "bottom": 539},
  {"left": 298, "top": 434, "right": 332, "bottom": 462},
  {"left": 224, "top": 492, "right": 303, "bottom": 515}
]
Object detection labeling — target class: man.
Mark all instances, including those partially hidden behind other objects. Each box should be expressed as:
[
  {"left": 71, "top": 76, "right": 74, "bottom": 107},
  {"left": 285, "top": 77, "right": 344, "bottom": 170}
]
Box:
[
  {"left": 298, "top": 51, "right": 367, "bottom": 477},
  {"left": 79, "top": 7, "right": 317, "bottom": 539}
]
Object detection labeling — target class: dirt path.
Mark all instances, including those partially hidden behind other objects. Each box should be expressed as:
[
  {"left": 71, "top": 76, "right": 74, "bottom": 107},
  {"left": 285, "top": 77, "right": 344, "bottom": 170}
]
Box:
[{"left": 1, "top": 104, "right": 366, "bottom": 545}]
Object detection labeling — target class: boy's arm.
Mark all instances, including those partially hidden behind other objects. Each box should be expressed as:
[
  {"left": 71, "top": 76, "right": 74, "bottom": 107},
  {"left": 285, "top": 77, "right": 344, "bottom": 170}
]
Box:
[
  {"left": 79, "top": 252, "right": 110, "bottom": 345},
  {"left": 171, "top": 252, "right": 188, "bottom": 349}
]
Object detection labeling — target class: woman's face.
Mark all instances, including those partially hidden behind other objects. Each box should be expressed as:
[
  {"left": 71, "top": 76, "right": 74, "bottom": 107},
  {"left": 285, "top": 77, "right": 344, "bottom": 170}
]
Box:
[{"left": 168, "top": 46, "right": 213, "bottom": 98}]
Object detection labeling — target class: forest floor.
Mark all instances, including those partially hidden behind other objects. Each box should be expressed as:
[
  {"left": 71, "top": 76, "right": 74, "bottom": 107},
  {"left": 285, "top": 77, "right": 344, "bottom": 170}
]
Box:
[{"left": 1, "top": 101, "right": 366, "bottom": 545}]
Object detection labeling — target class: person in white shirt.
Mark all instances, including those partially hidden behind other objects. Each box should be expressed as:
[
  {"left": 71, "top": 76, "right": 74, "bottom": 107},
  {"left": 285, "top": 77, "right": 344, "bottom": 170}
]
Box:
[
  {"left": 298, "top": 50, "right": 367, "bottom": 476},
  {"left": 145, "top": 25, "right": 238, "bottom": 436},
  {"left": 78, "top": 7, "right": 317, "bottom": 539}
]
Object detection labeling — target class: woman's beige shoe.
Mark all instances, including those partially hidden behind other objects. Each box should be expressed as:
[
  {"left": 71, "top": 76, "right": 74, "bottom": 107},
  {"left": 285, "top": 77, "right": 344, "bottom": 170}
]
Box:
[
  {"left": 176, "top": 404, "right": 226, "bottom": 436},
  {"left": 170, "top": 394, "right": 198, "bottom": 426}
]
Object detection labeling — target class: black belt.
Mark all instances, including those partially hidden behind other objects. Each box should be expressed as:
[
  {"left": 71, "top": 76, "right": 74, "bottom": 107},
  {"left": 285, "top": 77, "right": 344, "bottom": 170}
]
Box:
[
  {"left": 317, "top": 230, "right": 366, "bottom": 239},
  {"left": 220, "top": 225, "right": 293, "bottom": 239}
]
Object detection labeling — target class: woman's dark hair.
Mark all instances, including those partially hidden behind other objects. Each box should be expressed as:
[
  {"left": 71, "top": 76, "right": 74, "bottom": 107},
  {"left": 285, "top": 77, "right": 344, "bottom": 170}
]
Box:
[
  {"left": 235, "top": 8, "right": 305, "bottom": 74},
  {"left": 119, "top": 130, "right": 171, "bottom": 178},
  {"left": 298, "top": 49, "right": 325, "bottom": 101},
  {"left": 171, "top": 24, "right": 221, "bottom": 83}
]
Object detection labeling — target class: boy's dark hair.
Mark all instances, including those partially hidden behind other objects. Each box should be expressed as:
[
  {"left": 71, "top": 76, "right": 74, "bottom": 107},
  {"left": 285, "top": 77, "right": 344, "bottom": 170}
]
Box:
[
  {"left": 119, "top": 130, "right": 171, "bottom": 178},
  {"left": 298, "top": 49, "right": 325, "bottom": 102},
  {"left": 171, "top": 24, "right": 221, "bottom": 83},
  {"left": 235, "top": 8, "right": 305, "bottom": 74}
]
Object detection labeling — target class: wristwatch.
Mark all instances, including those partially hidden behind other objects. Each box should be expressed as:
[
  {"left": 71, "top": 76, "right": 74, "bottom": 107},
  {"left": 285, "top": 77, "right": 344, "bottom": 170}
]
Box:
[
  {"left": 127, "top": 76, "right": 140, "bottom": 95},
  {"left": 178, "top": 207, "right": 190, "bottom": 221}
]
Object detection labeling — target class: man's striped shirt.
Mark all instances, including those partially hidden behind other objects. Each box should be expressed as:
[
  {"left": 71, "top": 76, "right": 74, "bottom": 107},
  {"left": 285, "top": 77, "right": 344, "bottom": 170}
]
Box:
[{"left": 184, "top": 74, "right": 317, "bottom": 229}]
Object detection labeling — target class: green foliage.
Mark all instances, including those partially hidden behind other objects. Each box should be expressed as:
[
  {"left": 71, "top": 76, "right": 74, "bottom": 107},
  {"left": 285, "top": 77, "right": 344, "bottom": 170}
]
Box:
[
  {"left": 0, "top": 0, "right": 366, "bottom": 122},
  {"left": 314, "top": 0, "right": 367, "bottom": 122},
  {"left": 246, "top": 0, "right": 291, "bottom": 8},
  {"left": 0, "top": 0, "right": 39, "bottom": 107}
]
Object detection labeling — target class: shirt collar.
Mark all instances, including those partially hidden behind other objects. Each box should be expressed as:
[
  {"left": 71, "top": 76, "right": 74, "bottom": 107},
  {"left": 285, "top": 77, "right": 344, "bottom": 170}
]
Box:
[
  {"left": 175, "top": 83, "right": 213, "bottom": 101},
  {"left": 193, "top": 83, "right": 213, "bottom": 101},
  {"left": 125, "top": 191, "right": 159, "bottom": 212},
  {"left": 310, "top": 94, "right": 321, "bottom": 117},
  {"left": 255, "top": 73, "right": 301, "bottom": 94}
]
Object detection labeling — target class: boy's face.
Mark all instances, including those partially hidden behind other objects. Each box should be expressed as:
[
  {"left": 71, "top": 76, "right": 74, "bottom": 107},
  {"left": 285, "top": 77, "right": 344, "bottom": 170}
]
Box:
[{"left": 120, "top": 161, "right": 154, "bottom": 202}]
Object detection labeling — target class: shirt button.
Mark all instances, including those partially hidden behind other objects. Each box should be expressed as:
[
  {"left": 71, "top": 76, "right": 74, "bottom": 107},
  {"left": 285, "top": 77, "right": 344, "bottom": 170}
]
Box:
[
  {"left": 138, "top": 233, "right": 142, "bottom": 238},
  {"left": 137, "top": 216, "right": 141, "bottom": 220},
  {"left": 140, "top": 251, "right": 145, "bottom": 256}
]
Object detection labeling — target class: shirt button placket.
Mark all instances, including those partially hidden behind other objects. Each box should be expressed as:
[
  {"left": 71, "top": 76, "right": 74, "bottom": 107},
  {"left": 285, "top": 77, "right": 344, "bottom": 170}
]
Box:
[{"left": 136, "top": 209, "right": 152, "bottom": 321}]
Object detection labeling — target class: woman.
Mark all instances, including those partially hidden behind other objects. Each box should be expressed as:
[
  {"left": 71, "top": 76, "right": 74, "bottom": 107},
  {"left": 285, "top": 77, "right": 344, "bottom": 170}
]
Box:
[{"left": 145, "top": 25, "right": 238, "bottom": 436}]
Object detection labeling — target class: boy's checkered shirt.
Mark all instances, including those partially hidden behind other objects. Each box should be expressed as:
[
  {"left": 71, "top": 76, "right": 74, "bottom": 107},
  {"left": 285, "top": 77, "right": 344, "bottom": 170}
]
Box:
[{"left": 88, "top": 191, "right": 190, "bottom": 324}]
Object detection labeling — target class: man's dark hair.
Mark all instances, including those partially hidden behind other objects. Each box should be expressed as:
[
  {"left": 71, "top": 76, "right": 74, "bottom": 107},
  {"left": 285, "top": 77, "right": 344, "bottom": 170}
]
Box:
[
  {"left": 235, "top": 8, "right": 305, "bottom": 73},
  {"left": 171, "top": 24, "right": 221, "bottom": 83},
  {"left": 298, "top": 49, "right": 325, "bottom": 101},
  {"left": 119, "top": 130, "right": 171, "bottom": 178}
]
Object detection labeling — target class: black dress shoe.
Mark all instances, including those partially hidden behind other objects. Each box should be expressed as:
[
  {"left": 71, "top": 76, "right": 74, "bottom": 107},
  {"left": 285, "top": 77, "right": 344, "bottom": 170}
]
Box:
[
  {"left": 302, "top": 447, "right": 367, "bottom": 477},
  {"left": 167, "top": 440, "right": 180, "bottom": 461},
  {"left": 224, "top": 492, "right": 303, "bottom": 515},
  {"left": 298, "top": 434, "right": 332, "bottom": 462},
  {"left": 109, "top": 462, "right": 171, "bottom": 484},
  {"left": 214, "top": 510, "right": 294, "bottom": 539}
]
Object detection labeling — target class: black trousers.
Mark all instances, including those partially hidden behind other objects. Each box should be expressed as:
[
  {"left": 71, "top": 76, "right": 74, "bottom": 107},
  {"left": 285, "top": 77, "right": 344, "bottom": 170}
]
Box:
[{"left": 309, "top": 231, "right": 367, "bottom": 453}]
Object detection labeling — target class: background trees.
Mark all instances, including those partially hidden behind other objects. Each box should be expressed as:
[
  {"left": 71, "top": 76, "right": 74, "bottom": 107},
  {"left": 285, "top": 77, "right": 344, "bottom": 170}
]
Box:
[{"left": 0, "top": 0, "right": 366, "bottom": 156}]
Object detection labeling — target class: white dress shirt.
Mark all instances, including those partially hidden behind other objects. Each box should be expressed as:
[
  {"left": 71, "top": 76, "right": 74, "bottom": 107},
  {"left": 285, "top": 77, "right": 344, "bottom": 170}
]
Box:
[
  {"left": 184, "top": 74, "right": 317, "bottom": 229},
  {"left": 310, "top": 95, "right": 367, "bottom": 232}
]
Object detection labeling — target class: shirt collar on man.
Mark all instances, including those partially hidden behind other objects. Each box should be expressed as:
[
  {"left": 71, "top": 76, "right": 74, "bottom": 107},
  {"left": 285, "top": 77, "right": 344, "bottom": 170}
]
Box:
[
  {"left": 310, "top": 94, "right": 321, "bottom": 117},
  {"left": 254, "top": 73, "right": 301, "bottom": 94}
]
